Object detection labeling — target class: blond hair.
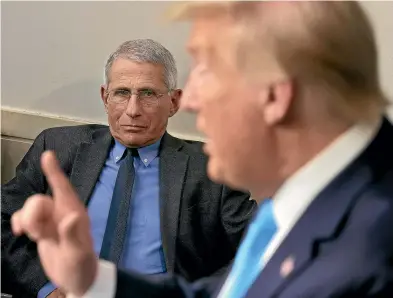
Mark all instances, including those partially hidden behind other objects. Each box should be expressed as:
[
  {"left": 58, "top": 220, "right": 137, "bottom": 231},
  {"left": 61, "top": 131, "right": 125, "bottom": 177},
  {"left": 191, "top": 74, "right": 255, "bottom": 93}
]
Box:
[{"left": 169, "top": 1, "right": 389, "bottom": 120}]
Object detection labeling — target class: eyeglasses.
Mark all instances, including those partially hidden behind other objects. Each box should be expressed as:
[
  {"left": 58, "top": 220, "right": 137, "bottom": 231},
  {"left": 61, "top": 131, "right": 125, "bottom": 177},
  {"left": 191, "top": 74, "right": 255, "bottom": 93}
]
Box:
[{"left": 106, "top": 88, "right": 171, "bottom": 107}]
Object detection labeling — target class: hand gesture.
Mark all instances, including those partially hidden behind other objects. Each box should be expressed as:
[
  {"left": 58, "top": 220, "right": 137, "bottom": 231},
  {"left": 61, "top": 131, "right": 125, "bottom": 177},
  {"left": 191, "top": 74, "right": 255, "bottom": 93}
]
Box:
[{"left": 12, "top": 151, "right": 97, "bottom": 297}]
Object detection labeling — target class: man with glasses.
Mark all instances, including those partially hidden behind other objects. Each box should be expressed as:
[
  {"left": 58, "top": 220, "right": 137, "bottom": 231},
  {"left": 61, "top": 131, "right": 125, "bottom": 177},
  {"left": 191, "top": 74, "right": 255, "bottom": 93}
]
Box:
[{"left": 1, "top": 39, "right": 256, "bottom": 298}]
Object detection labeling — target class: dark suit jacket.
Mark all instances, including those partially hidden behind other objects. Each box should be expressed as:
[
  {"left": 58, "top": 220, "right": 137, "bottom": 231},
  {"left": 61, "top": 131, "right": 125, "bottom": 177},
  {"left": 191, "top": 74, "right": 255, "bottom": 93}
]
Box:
[
  {"left": 108, "top": 117, "right": 393, "bottom": 298},
  {"left": 1, "top": 125, "right": 256, "bottom": 297}
]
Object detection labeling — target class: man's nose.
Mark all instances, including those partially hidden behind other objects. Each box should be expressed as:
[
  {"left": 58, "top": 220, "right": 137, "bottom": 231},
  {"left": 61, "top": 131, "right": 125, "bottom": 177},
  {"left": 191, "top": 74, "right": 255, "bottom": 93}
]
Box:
[{"left": 125, "top": 95, "right": 142, "bottom": 117}]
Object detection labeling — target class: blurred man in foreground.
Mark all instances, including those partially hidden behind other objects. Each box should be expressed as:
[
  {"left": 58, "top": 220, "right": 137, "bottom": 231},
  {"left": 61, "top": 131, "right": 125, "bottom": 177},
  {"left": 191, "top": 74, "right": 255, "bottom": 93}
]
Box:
[{"left": 11, "top": 1, "right": 393, "bottom": 298}]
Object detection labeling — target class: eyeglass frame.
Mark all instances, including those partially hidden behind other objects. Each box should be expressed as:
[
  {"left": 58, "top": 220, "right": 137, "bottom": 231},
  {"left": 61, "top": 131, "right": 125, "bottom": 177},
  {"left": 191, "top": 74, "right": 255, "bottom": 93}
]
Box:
[{"left": 105, "top": 87, "right": 173, "bottom": 107}]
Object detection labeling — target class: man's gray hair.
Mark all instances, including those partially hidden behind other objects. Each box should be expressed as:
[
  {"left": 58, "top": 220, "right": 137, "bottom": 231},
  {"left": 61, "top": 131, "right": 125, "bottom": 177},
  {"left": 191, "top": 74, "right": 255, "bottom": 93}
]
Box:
[{"left": 104, "top": 39, "right": 178, "bottom": 89}]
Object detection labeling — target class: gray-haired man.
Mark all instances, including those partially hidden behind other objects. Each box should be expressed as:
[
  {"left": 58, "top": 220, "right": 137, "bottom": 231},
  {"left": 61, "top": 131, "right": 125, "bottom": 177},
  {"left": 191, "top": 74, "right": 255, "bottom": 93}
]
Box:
[{"left": 1, "top": 39, "right": 256, "bottom": 298}]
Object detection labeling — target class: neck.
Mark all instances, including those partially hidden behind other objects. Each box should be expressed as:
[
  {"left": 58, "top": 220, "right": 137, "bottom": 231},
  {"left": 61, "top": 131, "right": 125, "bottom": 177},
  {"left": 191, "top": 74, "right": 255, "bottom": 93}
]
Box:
[
  {"left": 252, "top": 118, "right": 354, "bottom": 201},
  {"left": 283, "top": 121, "right": 351, "bottom": 175},
  {"left": 251, "top": 89, "right": 384, "bottom": 200}
]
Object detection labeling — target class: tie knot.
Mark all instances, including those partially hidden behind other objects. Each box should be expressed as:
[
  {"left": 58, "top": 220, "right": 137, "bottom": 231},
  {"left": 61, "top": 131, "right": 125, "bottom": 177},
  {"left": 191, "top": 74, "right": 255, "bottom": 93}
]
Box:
[{"left": 128, "top": 148, "right": 139, "bottom": 157}]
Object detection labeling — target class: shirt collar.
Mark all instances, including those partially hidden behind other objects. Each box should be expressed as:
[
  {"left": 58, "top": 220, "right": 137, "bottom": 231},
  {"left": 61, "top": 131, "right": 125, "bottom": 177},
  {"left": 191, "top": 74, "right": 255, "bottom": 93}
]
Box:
[
  {"left": 112, "top": 137, "right": 162, "bottom": 167},
  {"left": 272, "top": 118, "right": 382, "bottom": 231}
]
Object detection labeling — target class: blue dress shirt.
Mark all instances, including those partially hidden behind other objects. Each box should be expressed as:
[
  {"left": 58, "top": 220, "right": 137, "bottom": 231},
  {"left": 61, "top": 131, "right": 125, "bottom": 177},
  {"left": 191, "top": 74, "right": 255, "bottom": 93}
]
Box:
[{"left": 38, "top": 138, "right": 165, "bottom": 297}]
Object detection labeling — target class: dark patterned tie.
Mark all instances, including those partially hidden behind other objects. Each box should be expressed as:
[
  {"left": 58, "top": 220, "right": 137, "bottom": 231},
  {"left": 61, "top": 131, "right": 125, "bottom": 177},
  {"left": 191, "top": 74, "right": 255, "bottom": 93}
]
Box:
[{"left": 100, "top": 148, "right": 138, "bottom": 265}]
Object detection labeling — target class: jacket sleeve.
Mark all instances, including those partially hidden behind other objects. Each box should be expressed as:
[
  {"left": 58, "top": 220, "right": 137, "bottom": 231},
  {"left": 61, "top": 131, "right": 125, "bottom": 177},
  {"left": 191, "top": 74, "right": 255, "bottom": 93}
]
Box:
[
  {"left": 220, "top": 187, "right": 257, "bottom": 255},
  {"left": 72, "top": 260, "right": 221, "bottom": 298},
  {"left": 1, "top": 131, "right": 50, "bottom": 296},
  {"left": 116, "top": 268, "right": 221, "bottom": 298}
]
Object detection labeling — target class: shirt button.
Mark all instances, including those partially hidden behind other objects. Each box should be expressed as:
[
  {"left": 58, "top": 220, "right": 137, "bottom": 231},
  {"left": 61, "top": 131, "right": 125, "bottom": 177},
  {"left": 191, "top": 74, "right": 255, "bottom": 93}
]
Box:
[
  {"left": 115, "top": 156, "right": 120, "bottom": 160},
  {"left": 144, "top": 159, "right": 148, "bottom": 163}
]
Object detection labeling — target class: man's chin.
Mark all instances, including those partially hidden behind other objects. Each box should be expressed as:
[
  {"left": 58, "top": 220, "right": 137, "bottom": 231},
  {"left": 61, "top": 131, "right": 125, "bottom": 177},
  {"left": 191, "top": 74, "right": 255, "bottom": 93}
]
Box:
[
  {"left": 207, "top": 160, "right": 232, "bottom": 186},
  {"left": 207, "top": 159, "right": 248, "bottom": 191},
  {"left": 118, "top": 135, "right": 148, "bottom": 148},
  {"left": 207, "top": 159, "right": 222, "bottom": 181}
]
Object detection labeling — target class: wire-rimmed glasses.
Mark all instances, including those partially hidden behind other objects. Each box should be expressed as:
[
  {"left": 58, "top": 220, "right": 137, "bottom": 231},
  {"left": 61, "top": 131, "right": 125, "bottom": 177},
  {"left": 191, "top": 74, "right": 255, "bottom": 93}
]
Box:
[{"left": 106, "top": 88, "right": 171, "bottom": 107}]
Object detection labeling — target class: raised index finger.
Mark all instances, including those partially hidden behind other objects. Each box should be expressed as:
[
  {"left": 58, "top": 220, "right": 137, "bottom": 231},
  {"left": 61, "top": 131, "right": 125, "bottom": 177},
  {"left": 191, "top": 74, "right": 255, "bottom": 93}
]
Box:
[{"left": 41, "top": 151, "right": 82, "bottom": 212}]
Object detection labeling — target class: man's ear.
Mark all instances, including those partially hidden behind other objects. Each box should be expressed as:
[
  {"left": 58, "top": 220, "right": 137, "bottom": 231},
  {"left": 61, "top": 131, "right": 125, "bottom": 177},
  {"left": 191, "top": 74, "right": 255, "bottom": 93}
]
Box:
[
  {"left": 169, "top": 89, "right": 182, "bottom": 117},
  {"left": 261, "top": 80, "right": 294, "bottom": 125},
  {"left": 100, "top": 85, "right": 109, "bottom": 113}
]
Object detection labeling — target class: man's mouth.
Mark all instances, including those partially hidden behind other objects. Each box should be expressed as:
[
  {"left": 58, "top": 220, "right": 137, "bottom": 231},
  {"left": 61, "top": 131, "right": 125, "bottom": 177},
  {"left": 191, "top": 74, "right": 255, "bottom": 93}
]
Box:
[{"left": 122, "top": 125, "right": 146, "bottom": 131}]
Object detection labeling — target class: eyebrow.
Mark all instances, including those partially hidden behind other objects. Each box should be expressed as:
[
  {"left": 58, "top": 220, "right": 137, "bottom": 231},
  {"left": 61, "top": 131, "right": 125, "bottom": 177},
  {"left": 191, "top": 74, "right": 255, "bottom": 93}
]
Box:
[{"left": 112, "top": 85, "right": 159, "bottom": 91}]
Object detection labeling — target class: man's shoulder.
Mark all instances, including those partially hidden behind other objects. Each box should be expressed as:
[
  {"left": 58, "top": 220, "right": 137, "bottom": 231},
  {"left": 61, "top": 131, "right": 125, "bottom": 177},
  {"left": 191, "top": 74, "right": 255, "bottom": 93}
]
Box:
[
  {"left": 181, "top": 139, "right": 206, "bottom": 155},
  {"left": 354, "top": 167, "right": 393, "bottom": 233},
  {"left": 40, "top": 124, "right": 109, "bottom": 144},
  {"left": 339, "top": 125, "right": 393, "bottom": 247},
  {"left": 345, "top": 117, "right": 393, "bottom": 224},
  {"left": 334, "top": 167, "right": 393, "bottom": 268},
  {"left": 168, "top": 133, "right": 207, "bottom": 158},
  {"left": 330, "top": 180, "right": 393, "bottom": 295}
]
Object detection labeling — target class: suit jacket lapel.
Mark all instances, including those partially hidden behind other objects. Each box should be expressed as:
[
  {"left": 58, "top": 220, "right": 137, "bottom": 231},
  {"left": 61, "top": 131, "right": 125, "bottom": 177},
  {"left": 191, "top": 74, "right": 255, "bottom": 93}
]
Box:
[
  {"left": 69, "top": 128, "right": 113, "bottom": 205},
  {"left": 245, "top": 119, "right": 393, "bottom": 298},
  {"left": 246, "top": 164, "right": 373, "bottom": 297},
  {"left": 159, "top": 132, "right": 189, "bottom": 273}
]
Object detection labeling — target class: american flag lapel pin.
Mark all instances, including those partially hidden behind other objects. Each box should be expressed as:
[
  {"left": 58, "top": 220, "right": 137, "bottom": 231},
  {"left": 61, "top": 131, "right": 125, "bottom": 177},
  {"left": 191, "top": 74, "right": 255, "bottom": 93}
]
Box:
[{"left": 280, "top": 255, "right": 295, "bottom": 278}]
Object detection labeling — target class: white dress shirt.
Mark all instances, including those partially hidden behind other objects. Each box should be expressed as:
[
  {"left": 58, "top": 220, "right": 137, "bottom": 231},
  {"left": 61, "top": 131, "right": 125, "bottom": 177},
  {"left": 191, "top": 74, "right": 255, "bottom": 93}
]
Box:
[{"left": 69, "top": 119, "right": 381, "bottom": 298}]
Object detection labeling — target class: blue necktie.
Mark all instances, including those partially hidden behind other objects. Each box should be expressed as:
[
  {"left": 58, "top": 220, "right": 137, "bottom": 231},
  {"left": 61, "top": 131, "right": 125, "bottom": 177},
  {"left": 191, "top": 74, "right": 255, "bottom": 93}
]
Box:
[
  {"left": 223, "top": 198, "right": 277, "bottom": 298},
  {"left": 100, "top": 148, "right": 138, "bottom": 264}
]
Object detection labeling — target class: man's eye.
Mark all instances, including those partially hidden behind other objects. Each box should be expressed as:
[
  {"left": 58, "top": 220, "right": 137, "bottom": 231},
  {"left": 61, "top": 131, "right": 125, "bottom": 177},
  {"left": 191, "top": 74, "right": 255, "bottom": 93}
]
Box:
[
  {"left": 115, "top": 90, "right": 130, "bottom": 97},
  {"left": 140, "top": 89, "right": 155, "bottom": 97}
]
